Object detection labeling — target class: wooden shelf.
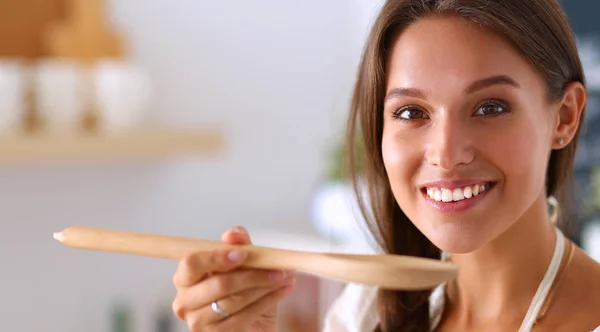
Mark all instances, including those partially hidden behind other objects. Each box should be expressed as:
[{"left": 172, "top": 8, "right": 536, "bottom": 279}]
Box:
[{"left": 0, "top": 128, "right": 224, "bottom": 164}]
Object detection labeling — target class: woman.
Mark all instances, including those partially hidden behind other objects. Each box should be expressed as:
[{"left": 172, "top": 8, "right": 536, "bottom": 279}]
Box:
[{"left": 171, "top": 0, "right": 600, "bottom": 331}]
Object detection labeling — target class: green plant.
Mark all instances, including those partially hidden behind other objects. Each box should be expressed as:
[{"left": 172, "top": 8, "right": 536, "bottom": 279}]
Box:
[
  {"left": 326, "top": 128, "right": 365, "bottom": 182},
  {"left": 589, "top": 166, "right": 600, "bottom": 213}
]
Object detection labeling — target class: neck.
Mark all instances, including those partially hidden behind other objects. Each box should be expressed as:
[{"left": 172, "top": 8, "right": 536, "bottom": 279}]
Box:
[{"left": 445, "top": 195, "right": 558, "bottom": 326}]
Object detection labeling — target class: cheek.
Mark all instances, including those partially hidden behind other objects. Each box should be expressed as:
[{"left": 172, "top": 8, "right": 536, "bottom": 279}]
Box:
[
  {"left": 381, "top": 131, "right": 402, "bottom": 169},
  {"left": 481, "top": 118, "right": 550, "bottom": 198},
  {"left": 381, "top": 129, "right": 421, "bottom": 197}
]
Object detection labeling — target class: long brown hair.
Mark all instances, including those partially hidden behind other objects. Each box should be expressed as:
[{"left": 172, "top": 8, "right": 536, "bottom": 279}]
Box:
[{"left": 344, "top": 0, "right": 586, "bottom": 331}]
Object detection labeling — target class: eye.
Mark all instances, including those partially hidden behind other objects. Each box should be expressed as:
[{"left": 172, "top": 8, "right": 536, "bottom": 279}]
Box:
[
  {"left": 474, "top": 99, "right": 511, "bottom": 117},
  {"left": 393, "top": 107, "right": 430, "bottom": 121}
]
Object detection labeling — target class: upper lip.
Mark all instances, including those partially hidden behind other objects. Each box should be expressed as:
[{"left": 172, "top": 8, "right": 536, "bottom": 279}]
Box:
[{"left": 419, "top": 179, "right": 494, "bottom": 190}]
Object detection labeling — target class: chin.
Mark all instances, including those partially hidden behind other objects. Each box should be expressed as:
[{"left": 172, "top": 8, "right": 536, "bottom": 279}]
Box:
[
  {"left": 420, "top": 221, "right": 491, "bottom": 254},
  {"left": 435, "top": 240, "right": 481, "bottom": 254}
]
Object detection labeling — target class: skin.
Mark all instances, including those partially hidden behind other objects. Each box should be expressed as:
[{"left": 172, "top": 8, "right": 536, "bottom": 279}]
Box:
[
  {"left": 382, "top": 15, "right": 600, "bottom": 331},
  {"left": 172, "top": 226, "right": 295, "bottom": 332}
]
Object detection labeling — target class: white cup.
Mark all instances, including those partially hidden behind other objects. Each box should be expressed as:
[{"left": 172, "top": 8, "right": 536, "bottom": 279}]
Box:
[
  {"left": 93, "top": 60, "right": 151, "bottom": 133},
  {"left": 34, "top": 59, "right": 88, "bottom": 132},
  {"left": 0, "top": 59, "right": 26, "bottom": 134}
]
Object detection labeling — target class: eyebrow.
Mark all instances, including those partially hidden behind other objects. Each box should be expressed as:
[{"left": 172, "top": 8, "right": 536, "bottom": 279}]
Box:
[
  {"left": 384, "top": 87, "right": 427, "bottom": 101},
  {"left": 464, "top": 75, "right": 521, "bottom": 94},
  {"left": 384, "top": 75, "right": 521, "bottom": 102}
]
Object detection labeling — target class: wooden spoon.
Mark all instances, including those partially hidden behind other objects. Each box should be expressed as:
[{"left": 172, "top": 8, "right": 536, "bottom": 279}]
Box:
[{"left": 53, "top": 226, "right": 457, "bottom": 290}]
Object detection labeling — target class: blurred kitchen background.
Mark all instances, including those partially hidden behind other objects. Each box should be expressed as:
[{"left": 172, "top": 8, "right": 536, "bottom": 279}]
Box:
[{"left": 0, "top": 1, "right": 598, "bottom": 331}]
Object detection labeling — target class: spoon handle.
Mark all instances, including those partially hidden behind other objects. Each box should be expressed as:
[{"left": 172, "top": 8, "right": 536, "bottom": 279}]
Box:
[
  {"left": 54, "top": 226, "right": 312, "bottom": 270},
  {"left": 54, "top": 226, "right": 458, "bottom": 290}
]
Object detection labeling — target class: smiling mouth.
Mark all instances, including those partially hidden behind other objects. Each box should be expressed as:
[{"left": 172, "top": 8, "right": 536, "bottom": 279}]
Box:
[{"left": 421, "top": 182, "right": 497, "bottom": 203}]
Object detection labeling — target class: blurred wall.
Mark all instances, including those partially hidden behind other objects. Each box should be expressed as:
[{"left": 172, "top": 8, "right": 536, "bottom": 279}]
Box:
[{"left": 0, "top": 1, "right": 377, "bottom": 331}]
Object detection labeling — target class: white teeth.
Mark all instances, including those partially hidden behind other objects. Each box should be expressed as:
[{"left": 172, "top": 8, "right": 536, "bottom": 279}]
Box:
[
  {"left": 452, "top": 188, "right": 464, "bottom": 201},
  {"left": 442, "top": 189, "right": 453, "bottom": 202},
  {"left": 463, "top": 186, "right": 473, "bottom": 198},
  {"left": 425, "top": 183, "right": 490, "bottom": 202}
]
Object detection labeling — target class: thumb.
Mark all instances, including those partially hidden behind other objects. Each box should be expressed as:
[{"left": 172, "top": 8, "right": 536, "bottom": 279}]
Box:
[{"left": 222, "top": 226, "right": 253, "bottom": 245}]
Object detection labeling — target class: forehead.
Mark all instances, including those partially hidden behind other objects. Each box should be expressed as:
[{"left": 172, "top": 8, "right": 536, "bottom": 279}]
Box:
[{"left": 385, "top": 15, "right": 545, "bottom": 95}]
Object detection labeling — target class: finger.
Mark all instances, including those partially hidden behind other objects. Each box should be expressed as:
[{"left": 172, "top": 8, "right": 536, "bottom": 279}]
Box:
[
  {"left": 173, "top": 249, "right": 247, "bottom": 288},
  {"left": 175, "top": 269, "right": 294, "bottom": 312},
  {"left": 200, "top": 282, "right": 291, "bottom": 325},
  {"left": 222, "top": 226, "right": 252, "bottom": 245},
  {"left": 220, "top": 226, "right": 294, "bottom": 287},
  {"left": 207, "top": 282, "right": 295, "bottom": 331},
  {"left": 183, "top": 282, "right": 295, "bottom": 331}
]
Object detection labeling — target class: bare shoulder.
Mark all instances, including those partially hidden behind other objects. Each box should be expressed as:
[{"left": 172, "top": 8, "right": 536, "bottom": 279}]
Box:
[{"left": 548, "top": 246, "right": 600, "bottom": 331}]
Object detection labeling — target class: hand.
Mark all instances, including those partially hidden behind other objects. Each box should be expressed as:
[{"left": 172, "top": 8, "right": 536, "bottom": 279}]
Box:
[{"left": 172, "top": 226, "right": 296, "bottom": 332}]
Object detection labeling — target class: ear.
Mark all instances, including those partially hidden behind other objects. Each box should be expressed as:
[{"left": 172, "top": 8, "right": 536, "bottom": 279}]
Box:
[{"left": 552, "top": 81, "right": 586, "bottom": 150}]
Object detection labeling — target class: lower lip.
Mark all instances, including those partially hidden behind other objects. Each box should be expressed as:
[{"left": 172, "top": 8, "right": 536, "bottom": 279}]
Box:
[{"left": 422, "top": 185, "right": 493, "bottom": 214}]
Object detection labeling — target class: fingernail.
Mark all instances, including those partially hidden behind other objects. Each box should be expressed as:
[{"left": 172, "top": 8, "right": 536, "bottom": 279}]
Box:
[
  {"left": 227, "top": 249, "right": 246, "bottom": 263},
  {"left": 232, "top": 226, "right": 247, "bottom": 234},
  {"left": 286, "top": 277, "right": 296, "bottom": 286}
]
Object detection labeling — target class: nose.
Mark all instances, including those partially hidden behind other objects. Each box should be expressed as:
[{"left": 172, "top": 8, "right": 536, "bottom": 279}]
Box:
[{"left": 424, "top": 116, "right": 475, "bottom": 170}]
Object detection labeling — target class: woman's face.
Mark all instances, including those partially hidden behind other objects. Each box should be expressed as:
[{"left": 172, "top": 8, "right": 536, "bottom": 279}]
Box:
[{"left": 382, "top": 15, "right": 558, "bottom": 253}]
